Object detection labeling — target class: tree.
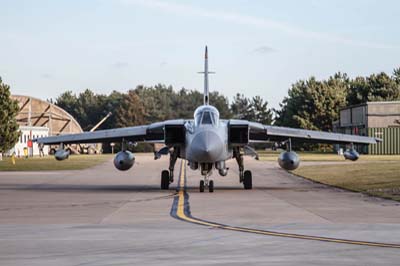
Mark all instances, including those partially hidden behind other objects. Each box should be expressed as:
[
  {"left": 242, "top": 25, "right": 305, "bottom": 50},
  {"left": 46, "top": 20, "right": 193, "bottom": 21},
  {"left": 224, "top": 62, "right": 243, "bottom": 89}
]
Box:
[
  {"left": 135, "top": 84, "right": 176, "bottom": 122},
  {"left": 102, "top": 91, "right": 124, "bottom": 129},
  {"left": 230, "top": 93, "right": 253, "bottom": 120},
  {"left": 346, "top": 72, "right": 400, "bottom": 105},
  {"left": 250, "top": 96, "right": 273, "bottom": 125},
  {"left": 0, "top": 78, "right": 20, "bottom": 153},
  {"left": 392, "top": 68, "right": 400, "bottom": 84},
  {"left": 55, "top": 90, "right": 78, "bottom": 117},
  {"left": 209, "top": 91, "right": 232, "bottom": 119},
  {"left": 173, "top": 88, "right": 202, "bottom": 119},
  {"left": 115, "top": 90, "right": 145, "bottom": 127},
  {"left": 275, "top": 73, "right": 348, "bottom": 131},
  {"left": 56, "top": 89, "right": 110, "bottom": 131}
]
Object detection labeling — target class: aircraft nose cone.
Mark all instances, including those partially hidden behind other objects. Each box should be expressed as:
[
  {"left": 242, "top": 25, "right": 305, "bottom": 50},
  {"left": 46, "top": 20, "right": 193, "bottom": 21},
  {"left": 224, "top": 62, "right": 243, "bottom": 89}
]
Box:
[{"left": 191, "top": 131, "right": 223, "bottom": 162}]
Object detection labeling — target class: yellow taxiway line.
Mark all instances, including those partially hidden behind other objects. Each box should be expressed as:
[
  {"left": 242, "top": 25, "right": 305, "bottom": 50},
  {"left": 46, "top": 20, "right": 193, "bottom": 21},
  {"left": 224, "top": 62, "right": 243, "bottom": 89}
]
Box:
[{"left": 172, "top": 160, "right": 400, "bottom": 249}]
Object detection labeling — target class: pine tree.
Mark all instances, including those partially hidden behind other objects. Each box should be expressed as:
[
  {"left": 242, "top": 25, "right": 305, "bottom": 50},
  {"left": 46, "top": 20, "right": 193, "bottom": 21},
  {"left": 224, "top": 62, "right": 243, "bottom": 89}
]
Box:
[
  {"left": 250, "top": 96, "right": 273, "bottom": 125},
  {"left": 0, "top": 77, "right": 20, "bottom": 153}
]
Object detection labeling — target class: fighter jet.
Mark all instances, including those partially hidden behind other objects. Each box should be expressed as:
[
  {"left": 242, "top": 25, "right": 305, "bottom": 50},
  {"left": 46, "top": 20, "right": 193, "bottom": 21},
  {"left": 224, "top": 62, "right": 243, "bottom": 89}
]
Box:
[{"left": 35, "top": 47, "right": 381, "bottom": 192}]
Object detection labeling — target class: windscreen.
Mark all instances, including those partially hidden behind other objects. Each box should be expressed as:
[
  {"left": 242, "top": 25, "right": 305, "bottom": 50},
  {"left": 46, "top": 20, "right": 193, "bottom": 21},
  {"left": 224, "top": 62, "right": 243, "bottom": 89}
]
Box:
[{"left": 201, "top": 111, "right": 213, "bottom": 124}]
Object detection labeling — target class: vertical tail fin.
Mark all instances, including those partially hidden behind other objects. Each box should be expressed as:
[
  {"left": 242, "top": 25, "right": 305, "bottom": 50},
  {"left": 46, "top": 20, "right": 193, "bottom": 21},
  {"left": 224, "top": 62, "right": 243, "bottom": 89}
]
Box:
[{"left": 198, "top": 46, "right": 215, "bottom": 105}]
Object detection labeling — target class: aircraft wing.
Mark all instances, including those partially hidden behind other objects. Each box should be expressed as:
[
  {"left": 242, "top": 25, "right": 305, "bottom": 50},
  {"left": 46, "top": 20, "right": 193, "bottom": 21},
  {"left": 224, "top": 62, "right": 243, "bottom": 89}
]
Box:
[
  {"left": 247, "top": 122, "right": 381, "bottom": 145},
  {"left": 34, "top": 119, "right": 186, "bottom": 145}
]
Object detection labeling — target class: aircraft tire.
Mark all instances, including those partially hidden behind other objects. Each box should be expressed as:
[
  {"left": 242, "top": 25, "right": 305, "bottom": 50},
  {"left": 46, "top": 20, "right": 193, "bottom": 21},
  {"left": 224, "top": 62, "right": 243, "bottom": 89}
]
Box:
[
  {"left": 209, "top": 180, "right": 214, "bottom": 193},
  {"left": 161, "top": 170, "right": 170, "bottom": 190},
  {"left": 243, "top": 170, "right": 252, "bottom": 190},
  {"left": 200, "top": 180, "right": 205, "bottom": 192}
]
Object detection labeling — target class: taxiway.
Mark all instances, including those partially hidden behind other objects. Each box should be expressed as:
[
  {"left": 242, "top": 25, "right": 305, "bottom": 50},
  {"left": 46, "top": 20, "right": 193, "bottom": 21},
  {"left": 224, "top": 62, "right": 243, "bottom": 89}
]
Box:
[{"left": 0, "top": 154, "right": 399, "bottom": 265}]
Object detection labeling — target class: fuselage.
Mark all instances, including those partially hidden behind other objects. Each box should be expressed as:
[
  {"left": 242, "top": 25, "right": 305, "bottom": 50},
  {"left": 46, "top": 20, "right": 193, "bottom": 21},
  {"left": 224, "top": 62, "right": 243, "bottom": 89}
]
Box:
[{"left": 184, "top": 105, "right": 232, "bottom": 165}]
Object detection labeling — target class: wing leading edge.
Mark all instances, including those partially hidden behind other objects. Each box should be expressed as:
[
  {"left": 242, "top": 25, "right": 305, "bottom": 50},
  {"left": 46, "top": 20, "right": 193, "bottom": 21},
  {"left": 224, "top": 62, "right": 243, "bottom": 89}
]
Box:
[
  {"left": 34, "top": 119, "right": 186, "bottom": 145},
  {"left": 247, "top": 122, "right": 381, "bottom": 145}
]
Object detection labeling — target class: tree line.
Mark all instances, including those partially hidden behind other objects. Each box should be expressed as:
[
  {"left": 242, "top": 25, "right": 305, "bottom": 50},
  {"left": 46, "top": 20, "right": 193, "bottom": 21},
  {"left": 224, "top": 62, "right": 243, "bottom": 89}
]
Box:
[
  {"left": 56, "top": 68, "right": 400, "bottom": 133},
  {"left": 275, "top": 69, "right": 400, "bottom": 131},
  {"left": 1, "top": 68, "right": 400, "bottom": 153},
  {"left": 55, "top": 85, "right": 273, "bottom": 131}
]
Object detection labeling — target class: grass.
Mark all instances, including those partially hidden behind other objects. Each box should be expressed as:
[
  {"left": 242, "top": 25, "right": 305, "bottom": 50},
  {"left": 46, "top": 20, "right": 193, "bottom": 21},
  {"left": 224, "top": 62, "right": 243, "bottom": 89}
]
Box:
[
  {"left": 0, "top": 154, "right": 113, "bottom": 171},
  {"left": 292, "top": 161, "right": 400, "bottom": 201},
  {"left": 258, "top": 150, "right": 400, "bottom": 201},
  {"left": 258, "top": 150, "right": 400, "bottom": 162}
]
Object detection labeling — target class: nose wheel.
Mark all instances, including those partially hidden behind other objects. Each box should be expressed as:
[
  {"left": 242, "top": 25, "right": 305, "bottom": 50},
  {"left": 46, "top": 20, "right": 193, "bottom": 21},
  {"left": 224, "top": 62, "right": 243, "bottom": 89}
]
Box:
[
  {"left": 209, "top": 180, "right": 214, "bottom": 192},
  {"left": 200, "top": 180, "right": 205, "bottom": 192},
  {"left": 199, "top": 175, "right": 214, "bottom": 193}
]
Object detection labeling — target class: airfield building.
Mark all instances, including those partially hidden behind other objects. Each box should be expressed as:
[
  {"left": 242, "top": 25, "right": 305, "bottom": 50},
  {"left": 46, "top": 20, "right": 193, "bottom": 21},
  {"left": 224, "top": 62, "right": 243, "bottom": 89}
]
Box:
[
  {"left": 333, "top": 101, "right": 400, "bottom": 154},
  {"left": 9, "top": 95, "right": 83, "bottom": 156}
]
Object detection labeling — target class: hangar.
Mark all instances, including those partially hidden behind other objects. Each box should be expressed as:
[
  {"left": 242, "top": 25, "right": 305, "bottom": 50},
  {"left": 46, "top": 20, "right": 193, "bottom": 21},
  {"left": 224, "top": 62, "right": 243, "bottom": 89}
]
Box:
[
  {"left": 10, "top": 95, "right": 83, "bottom": 156},
  {"left": 333, "top": 101, "right": 400, "bottom": 154}
]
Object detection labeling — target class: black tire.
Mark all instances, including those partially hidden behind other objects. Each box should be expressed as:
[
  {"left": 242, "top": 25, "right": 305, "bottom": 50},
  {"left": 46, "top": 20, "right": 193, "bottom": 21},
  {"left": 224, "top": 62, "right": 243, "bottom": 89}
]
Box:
[
  {"left": 209, "top": 180, "right": 214, "bottom": 193},
  {"left": 199, "top": 180, "right": 205, "bottom": 193},
  {"left": 161, "top": 170, "right": 170, "bottom": 190},
  {"left": 243, "top": 170, "right": 252, "bottom": 190}
]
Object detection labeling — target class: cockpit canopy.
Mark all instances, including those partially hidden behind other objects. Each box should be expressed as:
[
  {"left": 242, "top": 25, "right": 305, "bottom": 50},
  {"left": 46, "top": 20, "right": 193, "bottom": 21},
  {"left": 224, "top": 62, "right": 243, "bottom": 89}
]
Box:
[{"left": 194, "top": 105, "right": 220, "bottom": 127}]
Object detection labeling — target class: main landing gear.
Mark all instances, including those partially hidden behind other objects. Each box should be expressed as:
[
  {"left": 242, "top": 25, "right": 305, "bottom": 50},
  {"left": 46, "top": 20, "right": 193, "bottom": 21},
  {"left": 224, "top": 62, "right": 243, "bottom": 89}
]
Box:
[
  {"left": 160, "top": 148, "right": 179, "bottom": 190},
  {"left": 161, "top": 170, "right": 173, "bottom": 190},
  {"left": 234, "top": 148, "right": 252, "bottom": 190},
  {"left": 243, "top": 170, "right": 252, "bottom": 190}
]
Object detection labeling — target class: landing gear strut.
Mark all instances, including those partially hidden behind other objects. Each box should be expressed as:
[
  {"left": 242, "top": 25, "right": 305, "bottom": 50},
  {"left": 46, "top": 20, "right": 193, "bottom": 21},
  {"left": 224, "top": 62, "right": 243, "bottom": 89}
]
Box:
[
  {"left": 234, "top": 147, "right": 252, "bottom": 190},
  {"left": 199, "top": 163, "right": 214, "bottom": 193},
  {"left": 160, "top": 147, "right": 179, "bottom": 190},
  {"left": 168, "top": 148, "right": 179, "bottom": 183}
]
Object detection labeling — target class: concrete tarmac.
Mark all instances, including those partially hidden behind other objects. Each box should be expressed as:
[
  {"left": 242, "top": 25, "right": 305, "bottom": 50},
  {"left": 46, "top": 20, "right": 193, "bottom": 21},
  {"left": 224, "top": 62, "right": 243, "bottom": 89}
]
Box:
[{"left": 0, "top": 154, "right": 399, "bottom": 265}]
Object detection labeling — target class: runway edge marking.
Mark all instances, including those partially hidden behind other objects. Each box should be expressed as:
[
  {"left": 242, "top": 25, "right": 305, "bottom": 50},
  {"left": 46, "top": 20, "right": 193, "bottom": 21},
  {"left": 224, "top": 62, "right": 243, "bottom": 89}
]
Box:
[{"left": 170, "top": 160, "right": 400, "bottom": 249}]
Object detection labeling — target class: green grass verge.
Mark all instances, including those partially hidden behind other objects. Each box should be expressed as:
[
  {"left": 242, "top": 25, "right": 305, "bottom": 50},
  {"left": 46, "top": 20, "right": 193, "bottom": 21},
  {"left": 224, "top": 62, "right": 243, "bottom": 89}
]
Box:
[
  {"left": 0, "top": 154, "right": 113, "bottom": 171},
  {"left": 292, "top": 162, "right": 400, "bottom": 201},
  {"left": 258, "top": 150, "right": 400, "bottom": 162}
]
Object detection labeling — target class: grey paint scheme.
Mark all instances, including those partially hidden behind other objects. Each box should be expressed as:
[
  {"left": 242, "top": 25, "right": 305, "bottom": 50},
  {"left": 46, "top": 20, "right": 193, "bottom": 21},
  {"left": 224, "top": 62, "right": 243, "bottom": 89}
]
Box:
[
  {"left": 35, "top": 47, "right": 380, "bottom": 167},
  {"left": 261, "top": 124, "right": 380, "bottom": 144},
  {"left": 35, "top": 119, "right": 185, "bottom": 145},
  {"left": 184, "top": 106, "right": 230, "bottom": 163},
  {"left": 36, "top": 115, "right": 379, "bottom": 161}
]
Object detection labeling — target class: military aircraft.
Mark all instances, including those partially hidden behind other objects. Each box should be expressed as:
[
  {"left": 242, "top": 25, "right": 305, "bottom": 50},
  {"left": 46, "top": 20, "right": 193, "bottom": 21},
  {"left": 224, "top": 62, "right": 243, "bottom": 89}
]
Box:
[{"left": 35, "top": 46, "right": 381, "bottom": 192}]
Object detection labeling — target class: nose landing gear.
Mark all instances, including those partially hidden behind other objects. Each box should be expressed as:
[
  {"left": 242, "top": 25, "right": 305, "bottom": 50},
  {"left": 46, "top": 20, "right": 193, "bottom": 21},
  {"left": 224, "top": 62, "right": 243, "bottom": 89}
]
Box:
[
  {"left": 199, "top": 173, "right": 214, "bottom": 193},
  {"left": 198, "top": 163, "right": 214, "bottom": 192}
]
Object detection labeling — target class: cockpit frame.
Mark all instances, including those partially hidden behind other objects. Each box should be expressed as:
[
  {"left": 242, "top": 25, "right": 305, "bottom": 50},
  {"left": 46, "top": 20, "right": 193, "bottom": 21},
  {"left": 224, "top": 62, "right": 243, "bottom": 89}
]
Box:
[{"left": 194, "top": 105, "right": 220, "bottom": 127}]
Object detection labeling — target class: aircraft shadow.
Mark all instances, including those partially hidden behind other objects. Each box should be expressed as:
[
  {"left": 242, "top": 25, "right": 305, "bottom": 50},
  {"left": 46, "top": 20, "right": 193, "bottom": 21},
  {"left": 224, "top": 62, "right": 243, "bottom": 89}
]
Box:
[
  {"left": 0, "top": 184, "right": 166, "bottom": 193},
  {"left": 0, "top": 184, "right": 303, "bottom": 193}
]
